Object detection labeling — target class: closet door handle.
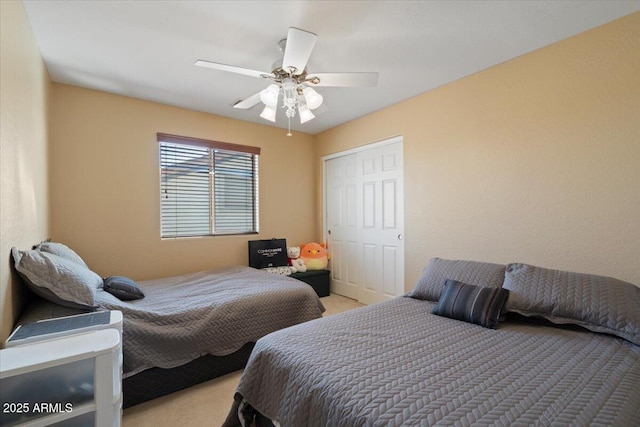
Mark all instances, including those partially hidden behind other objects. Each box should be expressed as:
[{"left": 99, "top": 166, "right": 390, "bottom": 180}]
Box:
[{"left": 397, "top": 234, "right": 403, "bottom": 240}]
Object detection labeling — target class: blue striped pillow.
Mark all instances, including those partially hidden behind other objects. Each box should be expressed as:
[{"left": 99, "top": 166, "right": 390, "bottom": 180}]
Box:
[{"left": 431, "top": 280, "right": 509, "bottom": 328}]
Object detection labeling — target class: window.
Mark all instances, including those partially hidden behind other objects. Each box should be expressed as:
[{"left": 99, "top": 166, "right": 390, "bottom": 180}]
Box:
[{"left": 158, "top": 133, "right": 260, "bottom": 238}]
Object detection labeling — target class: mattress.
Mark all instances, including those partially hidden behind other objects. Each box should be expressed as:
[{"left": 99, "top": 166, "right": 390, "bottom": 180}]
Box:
[{"left": 226, "top": 297, "right": 640, "bottom": 426}]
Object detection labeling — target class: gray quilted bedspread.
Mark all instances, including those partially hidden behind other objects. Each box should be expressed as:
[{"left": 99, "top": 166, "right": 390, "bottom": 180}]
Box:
[
  {"left": 94, "top": 266, "right": 325, "bottom": 377},
  {"left": 227, "top": 297, "right": 640, "bottom": 426}
]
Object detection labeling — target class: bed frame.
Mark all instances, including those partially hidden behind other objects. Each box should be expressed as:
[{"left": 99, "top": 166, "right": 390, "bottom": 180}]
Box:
[{"left": 123, "top": 343, "right": 254, "bottom": 408}]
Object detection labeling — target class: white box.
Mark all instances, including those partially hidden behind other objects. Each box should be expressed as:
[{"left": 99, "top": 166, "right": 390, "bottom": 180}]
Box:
[{"left": 5, "top": 311, "right": 122, "bottom": 348}]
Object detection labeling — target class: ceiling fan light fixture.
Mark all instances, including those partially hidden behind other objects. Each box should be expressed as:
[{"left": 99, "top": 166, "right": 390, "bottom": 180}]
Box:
[
  {"left": 282, "top": 78, "right": 297, "bottom": 110},
  {"left": 302, "top": 86, "right": 323, "bottom": 109},
  {"left": 260, "top": 84, "right": 280, "bottom": 107},
  {"left": 197, "top": 27, "right": 379, "bottom": 135},
  {"left": 298, "top": 104, "right": 315, "bottom": 123},
  {"left": 260, "top": 105, "right": 277, "bottom": 122}
]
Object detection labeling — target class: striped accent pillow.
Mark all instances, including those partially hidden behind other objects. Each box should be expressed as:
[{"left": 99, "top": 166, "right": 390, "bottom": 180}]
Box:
[{"left": 431, "top": 280, "right": 509, "bottom": 328}]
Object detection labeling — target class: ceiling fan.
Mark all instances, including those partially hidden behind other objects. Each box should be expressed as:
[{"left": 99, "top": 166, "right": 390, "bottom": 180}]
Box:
[{"left": 195, "top": 27, "right": 379, "bottom": 135}]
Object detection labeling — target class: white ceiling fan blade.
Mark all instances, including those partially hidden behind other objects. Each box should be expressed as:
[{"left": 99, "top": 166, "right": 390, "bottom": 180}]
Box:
[
  {"left": 282, "top": 27, "right": 317, "bottom": 75},
  {"left": 232, "top": 92, "right": 262, "bottom": 109},
  {"left": 310, "top": 72, "right": 379, "bottom": 87},
  {"left": 195, "top": 60, "right": 272, "bottom": 79}
]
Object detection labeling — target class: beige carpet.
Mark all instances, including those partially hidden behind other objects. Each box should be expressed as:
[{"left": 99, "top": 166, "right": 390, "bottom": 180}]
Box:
[{"left": 122, "top": 293, "right": 364, "bottom": 427}]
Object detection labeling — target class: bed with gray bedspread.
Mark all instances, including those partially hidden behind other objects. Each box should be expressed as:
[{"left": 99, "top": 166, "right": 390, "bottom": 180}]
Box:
[
  {"left": 12, "top": 243, "right": 326, "bottom": 407},
  {"left": 15, "top": 264, "right": 325, "bottom": 379},
  {"left": 224, "top": 259, "right": 640, "bottom": 426},
  {"left": 94, "top": 266, "right": 325, "bottom": 377}
]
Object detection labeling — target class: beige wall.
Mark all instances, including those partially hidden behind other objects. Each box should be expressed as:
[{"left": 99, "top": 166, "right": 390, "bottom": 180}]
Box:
[
  {"left": 50, "top": 84, "right": 316, "bottom": 280},
  {"left": 316, "top": 12, "right": 640, "bottom": 290},
  {"left": 0, "top": 1, "right": 51, "bottom": 343},
  {"left": 3, "top": 6, "right": 638, "bottom": 348}
]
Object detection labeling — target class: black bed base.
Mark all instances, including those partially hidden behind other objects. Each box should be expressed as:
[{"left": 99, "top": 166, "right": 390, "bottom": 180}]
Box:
[{"left": 123, "top": 342, "right": 255, "bottom": 408}]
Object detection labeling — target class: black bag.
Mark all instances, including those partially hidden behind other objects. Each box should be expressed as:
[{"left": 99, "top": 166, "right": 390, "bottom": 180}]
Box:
[{"left": 248, "top": 238, "right": 288, "bottom": 268}]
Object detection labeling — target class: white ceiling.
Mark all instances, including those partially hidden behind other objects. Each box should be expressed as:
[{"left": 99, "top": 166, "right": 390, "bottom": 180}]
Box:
[{"left": 23, "top": 1, "right": 640, "bottom": 135}]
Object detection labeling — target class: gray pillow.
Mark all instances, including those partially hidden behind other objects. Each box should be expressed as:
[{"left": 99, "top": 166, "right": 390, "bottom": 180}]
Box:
[
  {"left": 12, "top": 247, "right": 101, "bottom": 310},
  {"left": 432, "top": 280, "right": 510, "bottom": 329},
  {"left": 35, "top": 241, "right": 89, "bottom": 269},
  {"left": 103, "top": 276, "right": 145, "bottom": 301},
  {"left": 503, "top": 263, "right": 640, "bottom": 346},
  {"left": 408, "top": 258, "right": 506, "bottom": 301}
]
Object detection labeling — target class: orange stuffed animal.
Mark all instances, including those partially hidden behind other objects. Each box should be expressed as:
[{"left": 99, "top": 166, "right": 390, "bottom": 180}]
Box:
[{"left": 299, "top": 242, "right": 329, "bottom": 270}]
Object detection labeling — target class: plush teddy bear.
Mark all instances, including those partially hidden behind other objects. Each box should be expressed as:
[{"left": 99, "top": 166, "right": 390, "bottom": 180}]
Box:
[
  {"left": 287, "top": 246, "right": 307, "bottom": 273},
  {"left": 299, "top": 242, "right": 329, "bottom": 270}
]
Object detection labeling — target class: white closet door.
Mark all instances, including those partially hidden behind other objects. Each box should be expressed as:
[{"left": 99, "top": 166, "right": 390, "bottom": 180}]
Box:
[
  {"left": 326, "top": 153, "right": 359, "bottom": 299},
  {"left": 325, "top": 139, "right": 404, "bottom": 305},
  {"left": 356, "top": 141, "right": 404, "bottom": 304}
]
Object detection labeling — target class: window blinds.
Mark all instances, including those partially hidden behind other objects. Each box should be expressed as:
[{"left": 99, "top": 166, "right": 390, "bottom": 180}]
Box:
[{"left": 158, "top": 134, "right": 259, "bottom": 238}]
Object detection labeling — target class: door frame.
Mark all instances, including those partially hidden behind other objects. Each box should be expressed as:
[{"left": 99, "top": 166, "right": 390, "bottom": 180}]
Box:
[{"left": 322, "top": 135, "right": 404, "bottom": 298}]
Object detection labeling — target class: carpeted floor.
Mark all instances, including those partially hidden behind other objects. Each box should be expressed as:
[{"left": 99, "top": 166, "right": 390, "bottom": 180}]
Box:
[{"left": 122, "top": 293, "right": 364, "bottom": 427}]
